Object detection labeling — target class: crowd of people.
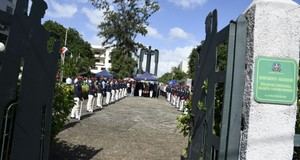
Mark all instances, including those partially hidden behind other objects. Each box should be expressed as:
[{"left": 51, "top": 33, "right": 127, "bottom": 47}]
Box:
[
  {"left": 163, "top": 84, "right": 190, "bottom": 113},
  {"left": 134, "top": 81, "right": 160, "bottom": 98},
  {"left": 69, "top": 77, "right": 131, "bottom": 120},
  {"left": 67, "top": 76, "right": 162, "bottom": 120},
  {"left": 65, "top": 74, "right": 191, "bottom": 120}
]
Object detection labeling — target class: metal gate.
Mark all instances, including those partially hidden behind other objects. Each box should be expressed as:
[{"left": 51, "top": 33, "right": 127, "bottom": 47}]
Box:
[
  {"left": 187, "top": 10, "right": 247, "bottom": 160},
  {"left": 0, "top": 0, "right": 60, "bottom": 159},
  {"left": 0, "top": 103, "right": 17, "bottom": 160}
]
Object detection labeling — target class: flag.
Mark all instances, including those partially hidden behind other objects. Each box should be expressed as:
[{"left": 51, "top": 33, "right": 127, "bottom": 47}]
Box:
[
  {"left": 60, "top": 46, "right": 68, "bottom": 55},
  {"left": 60, "top": 47, "right": 68, "bottom": 59}
]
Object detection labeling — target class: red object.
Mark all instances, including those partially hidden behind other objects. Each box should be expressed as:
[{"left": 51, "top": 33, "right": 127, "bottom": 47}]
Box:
[{"left": 60, "top": 47, "right": 68, "bottom": 55}]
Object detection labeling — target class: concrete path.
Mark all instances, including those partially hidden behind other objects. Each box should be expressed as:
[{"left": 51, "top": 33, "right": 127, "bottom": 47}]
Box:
[{"left": 50, "top": 96, "right": 187, "bottom": 160}]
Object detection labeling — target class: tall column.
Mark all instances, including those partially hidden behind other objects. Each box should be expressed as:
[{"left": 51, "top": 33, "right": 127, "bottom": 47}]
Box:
[
  {"left": 154, "top": 50, "right": 159, "bottom": 76},
  {"left": 146, "top": 53, "right": 151, "bottom": 73},
  {"left": 241, "top": 0, "right": 300, "bottom": 160}
]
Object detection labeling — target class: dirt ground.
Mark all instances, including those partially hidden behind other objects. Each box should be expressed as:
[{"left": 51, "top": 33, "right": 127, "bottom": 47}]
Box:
[{"left": 50, "top": 96, "right": 187, "bottom": 160}]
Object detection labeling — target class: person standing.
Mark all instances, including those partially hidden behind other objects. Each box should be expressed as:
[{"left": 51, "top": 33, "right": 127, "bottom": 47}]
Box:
[
  {"left": 71, "top": 78, "right": 83, "bottom": 120},
  {"left": 115, "top": 80, "right": 119, "bottom": 101},
  {"left": 86, "top": 78, "right": 96, "bottom": 112},
  {"left": 120, "top": 81, "right": 124, "bottom": 98},
  {"left": 166, "top": 85, "right": 171, "bottom": 102},
  {"left": 138, "top": 82, "right": 143, "bottom": 97},
  {"left": 105, "top": 80, "right": 112, "bottom": 105},
  {"left": 176, "top": 86, "right": 182, "bottom": 109},
  {"left": 127, "top": 81, "right": 131, "bottom": 96},
  {"left": 132, "top": 82, "right": 136, "bottom": 96},
  {"left": 155, "top": 82, "right": 160, "bottom": 98},
  {"left": 96, "top": 78, "right": 103, "bottom": 109},
  {"left": 111, "top": 80, "right": 116, "bottom": 102},
  {"left": 179, "top": 86, "right": 188, "bottom": 112},
  {"left": 149, "top": 82, "right": 154, "bottom": 98}
]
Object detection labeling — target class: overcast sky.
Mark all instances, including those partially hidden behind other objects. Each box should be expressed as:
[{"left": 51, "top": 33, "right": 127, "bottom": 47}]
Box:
[{"left": 43, "top": 0, "right": 300, "bottom": 76}]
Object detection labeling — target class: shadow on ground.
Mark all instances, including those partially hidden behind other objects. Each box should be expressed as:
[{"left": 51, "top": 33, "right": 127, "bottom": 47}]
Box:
[{"left": 50, "top": 140, "right": 103, "bottom": 160}]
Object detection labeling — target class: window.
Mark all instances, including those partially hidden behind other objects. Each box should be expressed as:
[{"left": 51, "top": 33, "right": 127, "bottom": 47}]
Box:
[
  {"left": 91, "top": 66, "right": 97, "bottom": 70},
  {"left": 6, "top": 6, "right": 13, "bottom": 14}
]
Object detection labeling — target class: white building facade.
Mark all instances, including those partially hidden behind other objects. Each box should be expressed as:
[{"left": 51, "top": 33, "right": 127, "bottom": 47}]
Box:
[{"left": 90, "top": 46, "right": 112, "bottom": 74}]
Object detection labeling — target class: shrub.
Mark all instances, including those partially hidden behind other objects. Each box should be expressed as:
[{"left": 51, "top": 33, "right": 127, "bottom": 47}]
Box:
[
  {"left": 176, "top": 99, "right": 192, "bottom": 158},
  {"left": 51, "top": 83, "right": 74, "bottom": 138}
]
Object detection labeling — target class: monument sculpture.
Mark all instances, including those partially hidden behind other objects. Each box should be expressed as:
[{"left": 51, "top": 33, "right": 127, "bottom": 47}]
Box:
[{"left": 137, "top": 46, "right": 159, "bottom": 75}]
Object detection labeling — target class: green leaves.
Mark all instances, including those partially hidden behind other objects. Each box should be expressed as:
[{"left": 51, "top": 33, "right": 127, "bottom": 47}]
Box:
[
  {"left": 43, "top": 20, "right": 94, "bottom": 78},
  {"left": 188, "top": 45, "right": 201, "bottom": 79},
  {"left": 110, "top": 48, "right": 137, "bottom": 78},
  {"left": 158, "top": 72, "right": 173, "bottom": 83},
  {"left": 177, "top": 100, "right": 193, "bottom": 137},
  {"left": 90, "top": 0, "right": 159, "bottom": 78},
  {"left": 93, "top": 0, "right": 159, "bottom": 48},
  {"left": 158, "top": 67, "right": 188, "bottom": 83},
  {"left": 51, "top": 83, "right": 74, "bottom": 138}
]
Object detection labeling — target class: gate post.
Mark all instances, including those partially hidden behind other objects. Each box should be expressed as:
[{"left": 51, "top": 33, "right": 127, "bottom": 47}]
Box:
[{"left": 241, "top": 0, "right": 300, "bottom": 159}]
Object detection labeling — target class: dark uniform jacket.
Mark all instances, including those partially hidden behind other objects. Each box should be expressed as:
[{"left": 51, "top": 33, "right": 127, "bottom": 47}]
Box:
[
  {"left": 106, "top": 83, "right": 112, "bottom": 92},
  {"left": 74, "top": 83, "right": 82, "bottom": 99},
  {"left": 88, "top": 82, "right": 97, "bottom": 96}
]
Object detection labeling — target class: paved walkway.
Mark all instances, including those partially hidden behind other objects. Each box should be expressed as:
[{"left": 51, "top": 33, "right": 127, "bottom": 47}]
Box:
[{"left": 50, "top": 96, "right": 187, "bottom": 160}]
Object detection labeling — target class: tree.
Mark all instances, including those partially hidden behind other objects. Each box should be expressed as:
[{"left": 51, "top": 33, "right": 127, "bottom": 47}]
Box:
[
  {"left": 187, "top": 45, "right": 200, "bottom": 79},
  {"left": 43, "top": 20, "right": 95, "bottom": 78},
  {"left": 90, "top": 0, "right": 159, "bottom": 78},
  {"left": 172, "top": 67, "right": 187, "bottom": 81},
  {"left": 158, "top": 72, "right": 173, "bottom": 83},
  {"left": 110, "top": 48, "right": 137, "bottom": 78},
  {"left": 158, "top": 67, "right": 187, "bottom": 83}
]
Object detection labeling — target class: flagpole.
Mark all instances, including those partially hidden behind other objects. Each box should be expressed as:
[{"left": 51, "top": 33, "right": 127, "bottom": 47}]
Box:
[
  {"left": 60, "top": 28, "right": 68, "bottom": 82},
  {"left": 64, "top": 28, "right": 68, "bottom": 46}
]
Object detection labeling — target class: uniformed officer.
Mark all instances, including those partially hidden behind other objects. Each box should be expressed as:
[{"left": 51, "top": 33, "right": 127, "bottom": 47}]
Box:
[
  {"left": 149, "top": 82, "right": 154, "bottom": 98},
  {"left": 115, "top": 80, "right": 119, "bottom": 101},
  {"left": 120, "top": 80, "right": 123, "bottom": 99},
  {"left": 176, "top": 87, "right": 182, "bottom": 109},
  {"left": 105, "top": 80, "right": 112, "bottom": 105},
  {"left": 179, "top": 87, "right": 186, "bottom": 111},
  {"left": 183, "top": 86, "right": 190, "bottom": 114},
  {"left": 166, "top": 85, "right": 171, "bottom": 102},
  {"left": 138, "top": 82, "right": 143, "bottom": 97},
  {"left": 111, "top": 80, "right": 116, "bottom": 102},
  {"left": 171, "top": 86, "right": 177, "bottom": 106},
  {"left": 96, "top": 78, "right": 104, "bottom": 109},
  {"left": 86, "top": 78, "right": 96, "bottom": 112},
  {"left": 71, "top": 78, "right": 83, "bottom": 120}
]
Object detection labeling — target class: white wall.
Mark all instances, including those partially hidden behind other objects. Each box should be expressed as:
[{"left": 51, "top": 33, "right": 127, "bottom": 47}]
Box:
[{"left": 242, "top": 0, "right": 300, "bottom": 159}]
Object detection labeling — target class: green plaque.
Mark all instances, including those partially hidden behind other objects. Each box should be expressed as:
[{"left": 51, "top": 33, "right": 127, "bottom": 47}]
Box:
[{"left": 254, "top": 56, "right": 298, "bottom": 105}]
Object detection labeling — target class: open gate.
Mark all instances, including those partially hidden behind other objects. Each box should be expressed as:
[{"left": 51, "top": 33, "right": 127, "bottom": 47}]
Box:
[
  {"left": 0, "top": 0, "right": 60, "bottom": 159},
  {"left": 187, "top": 10, "right": 247, "bottom": 160}
]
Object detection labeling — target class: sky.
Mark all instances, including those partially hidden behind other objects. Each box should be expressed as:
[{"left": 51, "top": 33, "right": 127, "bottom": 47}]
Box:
[{"left": 42, "top": 0, "right": 300, "bottom": 77}]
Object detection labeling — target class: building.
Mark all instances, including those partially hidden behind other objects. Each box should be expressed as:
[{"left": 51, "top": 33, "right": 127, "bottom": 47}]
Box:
[
  {"left": 0, "top": 0, "right": 18, "bottom": 43},
  {"left": 90, "top": 45, "right": 112, "bottom": 74}
]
